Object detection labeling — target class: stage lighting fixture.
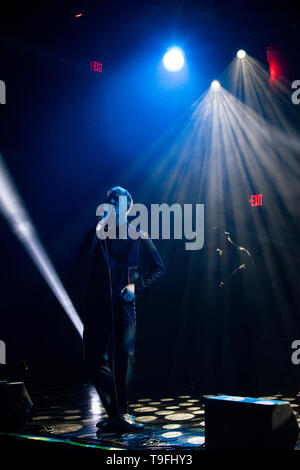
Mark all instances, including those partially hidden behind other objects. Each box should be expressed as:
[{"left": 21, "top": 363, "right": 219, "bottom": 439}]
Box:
[
  {"left": 163, "top": 47, "right": 185, "bottom": 72},
  {"left": 211, "top": 80, "right": 220, "bottom": 90},
  {"left": 237, "top": 50, "right": 246, "bottom": 59}
]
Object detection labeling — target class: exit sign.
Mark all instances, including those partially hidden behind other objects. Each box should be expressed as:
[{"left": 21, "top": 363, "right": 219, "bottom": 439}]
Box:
[
  {"left": 90, "top": 61, "right": 103, "bottom": 72},
  {"left": 249, "top": 194, "right": 263, "bottom": 207}
]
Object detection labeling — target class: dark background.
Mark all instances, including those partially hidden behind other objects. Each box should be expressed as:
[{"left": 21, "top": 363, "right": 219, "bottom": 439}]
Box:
[{"left": 0, "top": 0, "right": 299, "bottom": 395}]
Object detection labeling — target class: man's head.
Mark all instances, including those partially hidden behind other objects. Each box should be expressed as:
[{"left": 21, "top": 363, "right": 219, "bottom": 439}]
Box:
[
  {"left": 106, "top": 186, "right": 133, "bottom": 212},
  {"left": 106, "top": 186, "right": 133, "bottom": 226}
]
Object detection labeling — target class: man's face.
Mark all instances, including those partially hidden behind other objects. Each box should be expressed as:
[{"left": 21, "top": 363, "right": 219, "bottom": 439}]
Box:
[{"left": 108, "top": 195, "right": 129, "bottom": 226}]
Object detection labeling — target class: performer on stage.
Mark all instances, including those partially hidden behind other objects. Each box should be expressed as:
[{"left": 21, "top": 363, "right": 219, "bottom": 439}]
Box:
[{"left": 79, "top": 186, "right": 164, "bottom": 432}]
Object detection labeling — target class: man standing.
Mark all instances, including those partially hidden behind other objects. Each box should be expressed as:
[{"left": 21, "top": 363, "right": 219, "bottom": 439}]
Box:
[{"left": 80, "top": 186, "right": 164, "bottom": 432}]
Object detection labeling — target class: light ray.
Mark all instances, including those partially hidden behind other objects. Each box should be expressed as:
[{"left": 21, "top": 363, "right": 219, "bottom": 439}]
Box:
[
  {"left": 120, "top": 66, "right": 300, "bottom": 363},
  {"left": 0, "top": 154, "right": 83, "bottom": 337}
]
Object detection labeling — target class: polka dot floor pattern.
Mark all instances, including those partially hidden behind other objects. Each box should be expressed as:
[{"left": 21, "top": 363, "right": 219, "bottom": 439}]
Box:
[{"left": 15, "top": 384, "right": 300, "bottom": 450}]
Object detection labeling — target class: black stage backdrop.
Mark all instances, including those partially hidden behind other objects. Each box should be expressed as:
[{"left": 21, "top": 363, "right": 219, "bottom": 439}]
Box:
[{"left": 0, "top": 1, "right": 299, "bottom": 395}]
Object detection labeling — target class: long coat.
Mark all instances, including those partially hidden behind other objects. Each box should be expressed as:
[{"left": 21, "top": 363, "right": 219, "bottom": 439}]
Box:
[{"left": 79, "top": 221, "right": 165, "bottom": 328}]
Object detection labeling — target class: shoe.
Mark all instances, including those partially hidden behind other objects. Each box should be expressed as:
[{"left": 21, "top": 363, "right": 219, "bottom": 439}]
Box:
[
  {"left": 105, "top": 414, "right": 144, "bottom": 433},
  {"left": 96, "top": 419, "right": 108, "bottom": 430},
  {"left": 123, "top": 412, "right": 143, "bottom": 427}
]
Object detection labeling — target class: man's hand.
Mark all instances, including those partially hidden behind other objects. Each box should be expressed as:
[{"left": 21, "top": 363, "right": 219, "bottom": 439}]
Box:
[{"left": 120, "top": 283, "right": 135, "bottom": 302}]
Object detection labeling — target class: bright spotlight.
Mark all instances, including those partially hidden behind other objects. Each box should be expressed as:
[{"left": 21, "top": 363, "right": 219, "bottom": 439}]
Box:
[
  {"left": 211, "top": 80, "right": 220, "bottom": 90},
  {"left": 163, "top": 47, "right": 185, "bottom": 72},
  {"left": 237, "top": 49, "right": 246, "bottom": 59},
  {"left": 0, "top": 154, "right": 83, "bottom": 337}
]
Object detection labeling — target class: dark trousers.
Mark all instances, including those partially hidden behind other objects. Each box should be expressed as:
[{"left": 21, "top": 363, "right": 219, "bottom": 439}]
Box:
[{"left": 83, "top": 299, "right": 136, "bottom": 417}]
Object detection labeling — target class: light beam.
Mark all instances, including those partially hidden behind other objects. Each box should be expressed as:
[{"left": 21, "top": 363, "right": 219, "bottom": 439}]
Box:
[{"left": 0, "top": 154, "right": 83, "bottom": 337}]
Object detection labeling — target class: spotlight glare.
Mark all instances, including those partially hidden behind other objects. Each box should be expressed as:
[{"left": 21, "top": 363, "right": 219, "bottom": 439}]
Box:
[
  {"left": 0, "top": 153, "right": 83, "bottom": 337},
  {"left": 237, "top": 49, "right": 246, "bottom": 59},
  {"left": 211, "top": 80, "right": 220, "bottom": 90},
  {"left": 163, "top": 47, "right": 185, "bottom": 72}
]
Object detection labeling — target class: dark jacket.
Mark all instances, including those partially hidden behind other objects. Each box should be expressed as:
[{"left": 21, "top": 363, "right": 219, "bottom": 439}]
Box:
[{"left": 79, "top": 221, "right": 165, "bottom": 325}]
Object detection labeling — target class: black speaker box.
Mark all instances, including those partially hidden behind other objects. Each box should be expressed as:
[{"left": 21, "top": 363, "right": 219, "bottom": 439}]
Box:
[
  {"left": 0, "top": 381, "right": 33, "bottom": 432},
  {"left": 204, "top": 395, "right": 299, "bottom": 450}
]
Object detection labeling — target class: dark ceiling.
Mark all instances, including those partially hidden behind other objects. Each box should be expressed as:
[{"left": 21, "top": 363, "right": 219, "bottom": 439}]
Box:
[{"left": 1, "top": 1, "right": 299, "bottom": 66}]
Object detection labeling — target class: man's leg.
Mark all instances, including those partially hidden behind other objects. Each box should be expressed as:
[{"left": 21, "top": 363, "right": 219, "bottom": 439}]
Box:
[
  {"left": 83, "top": 323, "right": 119, "bottom": 418},
  {"left": 86, "top": 302, "right": 144, "bottom": 432},
  {"left": 112, "top": 300, "right": 136, "bottom": 415}
]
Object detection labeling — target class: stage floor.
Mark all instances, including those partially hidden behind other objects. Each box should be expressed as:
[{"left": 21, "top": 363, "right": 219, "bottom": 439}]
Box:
[{"left": 5, "top": 384, "right": 300, "bottom": 450}]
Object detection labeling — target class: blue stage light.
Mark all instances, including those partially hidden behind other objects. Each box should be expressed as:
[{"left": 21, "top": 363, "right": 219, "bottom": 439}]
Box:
[
  {"left": 211, "top": 80, "right": 220, "bottom": 90},
  {"left": 237, "top": 49, "right": 246, "bottom": 59},
  {"left": 163, "top": 47, "right": 185, "bottom": 72}
]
